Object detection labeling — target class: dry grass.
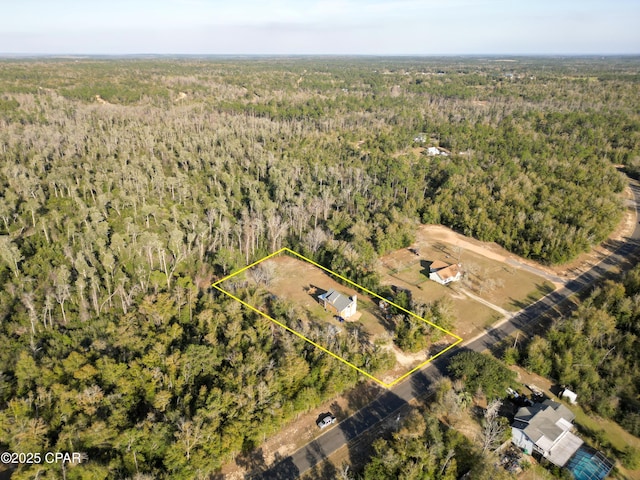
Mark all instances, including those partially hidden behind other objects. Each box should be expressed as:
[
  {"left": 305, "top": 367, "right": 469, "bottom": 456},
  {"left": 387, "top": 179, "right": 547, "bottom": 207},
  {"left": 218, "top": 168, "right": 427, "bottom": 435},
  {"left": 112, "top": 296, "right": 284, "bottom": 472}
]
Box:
[
  {"left": 221, "top": 254, "right": 459, "bottom": 381},
  {"left": 377, "top": 226, "right": 553, "bottom": 339}
]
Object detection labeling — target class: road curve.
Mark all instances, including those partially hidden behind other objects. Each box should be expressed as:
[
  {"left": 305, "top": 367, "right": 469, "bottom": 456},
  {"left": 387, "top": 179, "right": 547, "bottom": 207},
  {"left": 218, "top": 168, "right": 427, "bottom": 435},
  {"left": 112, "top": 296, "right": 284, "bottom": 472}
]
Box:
[{"left": 257, "top": 180, "right": 640, "bottom": 479}]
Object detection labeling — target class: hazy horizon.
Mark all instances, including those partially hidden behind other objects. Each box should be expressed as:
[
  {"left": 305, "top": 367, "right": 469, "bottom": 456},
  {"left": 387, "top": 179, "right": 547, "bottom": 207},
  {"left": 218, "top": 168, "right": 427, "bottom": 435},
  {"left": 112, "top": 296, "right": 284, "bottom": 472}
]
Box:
[
  {"left": 1, "top": 53, "right": 639, "bottom": 59},
  {"left": 2, "top": 0, "right": 639, "bottom": 56}
]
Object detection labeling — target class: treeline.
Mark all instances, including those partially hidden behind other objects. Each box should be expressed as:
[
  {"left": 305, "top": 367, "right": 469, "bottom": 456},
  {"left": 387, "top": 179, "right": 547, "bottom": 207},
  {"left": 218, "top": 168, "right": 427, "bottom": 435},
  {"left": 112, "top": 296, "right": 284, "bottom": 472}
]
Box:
[
  {"left": 387, "top": 290, "right": 455, "bottom": 352},
  {"left": 0, "top": 58, "right": 637, "bottom": 477},
  {"left": 520, "top": 264, "right": 640, "bottom": 437},
  {"left": 0, "top": 289, "right": 367, "bottom": 478},
  {"left": 358, "top": 389, "right": 514, "bottom": 480}
]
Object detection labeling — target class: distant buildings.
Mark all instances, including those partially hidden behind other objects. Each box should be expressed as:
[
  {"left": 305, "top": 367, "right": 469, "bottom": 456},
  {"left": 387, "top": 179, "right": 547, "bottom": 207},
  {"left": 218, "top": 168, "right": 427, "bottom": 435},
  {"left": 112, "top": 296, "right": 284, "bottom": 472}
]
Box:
[
  {"left": 426, "top": 146, "right": 450, "bottom": 157},
  {"left": 412, "top": 133, "right": 450, "bottom": 156}
]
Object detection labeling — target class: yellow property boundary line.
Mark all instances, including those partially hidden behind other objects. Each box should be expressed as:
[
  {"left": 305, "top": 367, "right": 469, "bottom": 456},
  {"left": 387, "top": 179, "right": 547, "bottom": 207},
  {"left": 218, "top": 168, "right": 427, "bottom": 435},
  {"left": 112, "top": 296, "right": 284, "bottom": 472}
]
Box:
[{"left": 212, "top": 247, "right": 463, "bottom": 388}]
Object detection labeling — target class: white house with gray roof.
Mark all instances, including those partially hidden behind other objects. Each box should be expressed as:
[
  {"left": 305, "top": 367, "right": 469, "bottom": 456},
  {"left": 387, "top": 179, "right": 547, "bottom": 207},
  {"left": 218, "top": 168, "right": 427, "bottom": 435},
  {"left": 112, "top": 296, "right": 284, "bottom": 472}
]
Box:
[
  {"left": 318, "top": 289, "right": 357, "bottom": 319},
  {"left": 512, "top": 399, "right": 583, "bottom": 467}
]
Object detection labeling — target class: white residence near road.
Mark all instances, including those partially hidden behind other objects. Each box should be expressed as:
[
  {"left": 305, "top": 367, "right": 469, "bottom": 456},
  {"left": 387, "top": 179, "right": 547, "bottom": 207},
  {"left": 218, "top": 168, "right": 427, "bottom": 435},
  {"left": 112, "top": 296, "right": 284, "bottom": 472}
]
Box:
[{"left": 511, "top": 399, "right": 582, "bottom": 467}]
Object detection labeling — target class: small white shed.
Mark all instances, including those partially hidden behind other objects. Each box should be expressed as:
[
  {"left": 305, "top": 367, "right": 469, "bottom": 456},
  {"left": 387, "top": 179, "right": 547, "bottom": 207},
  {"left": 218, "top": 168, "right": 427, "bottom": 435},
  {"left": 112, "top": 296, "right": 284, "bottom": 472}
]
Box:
[{"left": 561, "top": 389, "right": 577, "bottom": 405}]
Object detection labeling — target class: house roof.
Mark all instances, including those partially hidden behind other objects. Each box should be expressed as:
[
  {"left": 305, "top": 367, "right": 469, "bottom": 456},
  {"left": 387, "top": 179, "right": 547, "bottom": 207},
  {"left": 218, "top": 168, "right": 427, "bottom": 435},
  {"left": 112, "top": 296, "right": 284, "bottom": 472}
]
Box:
[
  {"left": 430, "top": 260, "right": 449, "bottom": 271},
  {"left": 319, "top": 289, "right": 354, "bottom": 313},
  {"left": 433, "top": 264, "right": 461, "bottom": 281},
  {"left": 547, "top": 431, "right": 583, "bottom": 467},
  {"left": 513, "top": 400, "right": 581, "bottom": 466}
]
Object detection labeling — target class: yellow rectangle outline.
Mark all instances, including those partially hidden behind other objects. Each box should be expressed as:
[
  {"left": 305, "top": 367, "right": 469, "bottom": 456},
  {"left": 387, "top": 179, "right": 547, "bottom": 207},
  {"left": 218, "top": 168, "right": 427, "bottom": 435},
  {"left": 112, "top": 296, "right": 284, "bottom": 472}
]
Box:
[{"left": 212, "top": 247, "right": 463, "bottom": 388}]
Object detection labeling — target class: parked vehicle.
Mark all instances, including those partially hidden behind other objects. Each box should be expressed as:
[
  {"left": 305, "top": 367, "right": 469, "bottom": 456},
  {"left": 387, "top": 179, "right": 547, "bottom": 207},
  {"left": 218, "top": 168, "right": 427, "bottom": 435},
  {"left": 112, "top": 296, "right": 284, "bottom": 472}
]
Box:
[{"left": 317, "top": 413, "right": 336, "bottom": 429}]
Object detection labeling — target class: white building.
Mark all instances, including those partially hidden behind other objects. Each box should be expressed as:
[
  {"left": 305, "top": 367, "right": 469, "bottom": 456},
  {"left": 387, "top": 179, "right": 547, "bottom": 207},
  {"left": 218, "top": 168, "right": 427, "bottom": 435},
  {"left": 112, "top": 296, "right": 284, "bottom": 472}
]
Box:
[
  {"left": 561, "top": 388, "right": 578, "bottom": 404},
  {"left": 318, "top": 289, "right": 357, "bottom": 319},
  {"left": 512, "top": 400, "right": 583, "bottom": 467},
  {"left": 426, "top": 146, "right": 450, "bottom": 157},
  {"left": 429, "top": 261, "right": 462, "bottom": 285}
]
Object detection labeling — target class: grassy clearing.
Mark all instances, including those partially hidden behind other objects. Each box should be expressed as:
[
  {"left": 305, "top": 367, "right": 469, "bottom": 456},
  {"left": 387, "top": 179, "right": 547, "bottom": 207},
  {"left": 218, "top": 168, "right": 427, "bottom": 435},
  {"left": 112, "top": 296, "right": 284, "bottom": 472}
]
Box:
[
  {"left": 378, "top": 232, "right": 552, "bottom": 340},
  {"left": 220, "top": 253, "right": 460, "bottom": 385},
  {"left": 519, "top": 464, "right": 557, "bottom": 480},
  {"left": 573, "top": 406, "right": 640, "bottom": 451},
  {"left": 505, "top": 282, "right": 556, "bottom": 312}
]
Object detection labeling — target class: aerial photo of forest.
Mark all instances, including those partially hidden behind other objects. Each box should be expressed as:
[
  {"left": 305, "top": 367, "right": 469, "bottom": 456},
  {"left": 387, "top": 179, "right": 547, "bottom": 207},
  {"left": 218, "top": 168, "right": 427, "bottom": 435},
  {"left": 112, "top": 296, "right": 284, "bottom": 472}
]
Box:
[{"left": 1, "top": 56, "right": 640, "bottom": 479}]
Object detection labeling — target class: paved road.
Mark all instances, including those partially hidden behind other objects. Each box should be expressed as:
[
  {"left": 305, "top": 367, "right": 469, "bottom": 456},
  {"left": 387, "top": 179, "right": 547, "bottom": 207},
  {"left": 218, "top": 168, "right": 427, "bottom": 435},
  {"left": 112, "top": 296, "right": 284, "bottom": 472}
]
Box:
[{"left": 258, "top": 181, "right": 640, "bottom": 480}]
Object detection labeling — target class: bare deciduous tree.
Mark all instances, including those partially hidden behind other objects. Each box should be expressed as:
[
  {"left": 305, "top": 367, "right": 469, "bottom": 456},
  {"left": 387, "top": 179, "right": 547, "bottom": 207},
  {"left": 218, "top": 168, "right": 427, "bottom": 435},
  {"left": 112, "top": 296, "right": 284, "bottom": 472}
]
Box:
[{"left": 480, "top": 399, "right": 508, "bottom": 452}]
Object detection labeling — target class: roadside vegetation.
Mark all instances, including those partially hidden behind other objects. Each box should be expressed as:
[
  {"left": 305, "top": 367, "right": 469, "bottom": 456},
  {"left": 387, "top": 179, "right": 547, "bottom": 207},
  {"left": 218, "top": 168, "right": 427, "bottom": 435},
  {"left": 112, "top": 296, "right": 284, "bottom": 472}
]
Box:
[
  {"left": 358, "top": 353, "right": 517, "bottom": 480},
  {"left": 519, "top": 264, "right": 640, "bottom": 453},
  {"left": 360, "top": 407, "right": 514, "bottom": 480},
  {"left": 0, "top": 57, "right": 638, "bottom": 478}
]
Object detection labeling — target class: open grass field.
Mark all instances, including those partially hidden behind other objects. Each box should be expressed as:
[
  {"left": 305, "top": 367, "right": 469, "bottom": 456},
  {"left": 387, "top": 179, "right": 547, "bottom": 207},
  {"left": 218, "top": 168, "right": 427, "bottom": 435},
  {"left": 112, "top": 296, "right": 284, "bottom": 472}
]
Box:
[
  {"left": 267, "top": 255, "right": 389, "bottom": 340},
  {"left": 376, "top": 256, "right": 500, "bottom": 339},
  {"left": 377, "top": 225, "right": 555, "bottom": 339},
  {"left": 216, "top": 251, "right": 461, "bottom": 386}
]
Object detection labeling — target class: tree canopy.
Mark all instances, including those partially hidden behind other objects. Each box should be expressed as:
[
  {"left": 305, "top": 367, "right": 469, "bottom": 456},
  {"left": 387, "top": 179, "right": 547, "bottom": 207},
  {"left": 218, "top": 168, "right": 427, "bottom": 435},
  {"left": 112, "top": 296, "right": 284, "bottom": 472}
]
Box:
[
  {"left": 448, "top": 351, "right": 517, "bottom": 400},
  {"left": 0, "top": 57, "right": 637, "bottom": 477}
]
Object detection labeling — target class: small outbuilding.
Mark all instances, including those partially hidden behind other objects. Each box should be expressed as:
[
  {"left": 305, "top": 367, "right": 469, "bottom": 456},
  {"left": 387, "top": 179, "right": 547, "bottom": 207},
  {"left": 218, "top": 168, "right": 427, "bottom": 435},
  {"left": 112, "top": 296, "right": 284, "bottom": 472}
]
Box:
[{"left": 561, "top": 388, "right": 577, "bottom": 405}]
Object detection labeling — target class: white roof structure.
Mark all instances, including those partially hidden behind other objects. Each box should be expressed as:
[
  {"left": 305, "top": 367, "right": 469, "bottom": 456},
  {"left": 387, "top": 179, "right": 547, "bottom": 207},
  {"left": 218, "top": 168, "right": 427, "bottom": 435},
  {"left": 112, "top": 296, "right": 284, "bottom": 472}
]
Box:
[
  {"left": 561, "top": 389, "right": 578, "bottom": 404},
  {"left": 512, "top": 400, "right": 583, "bottom": 467}
]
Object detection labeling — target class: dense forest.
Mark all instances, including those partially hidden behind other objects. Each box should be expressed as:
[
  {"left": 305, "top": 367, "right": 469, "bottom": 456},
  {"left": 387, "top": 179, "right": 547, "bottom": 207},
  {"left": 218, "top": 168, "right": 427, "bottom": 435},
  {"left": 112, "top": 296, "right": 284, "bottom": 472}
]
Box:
[{"left": 0, "top": 57, "right": 639, "bottom": 478}]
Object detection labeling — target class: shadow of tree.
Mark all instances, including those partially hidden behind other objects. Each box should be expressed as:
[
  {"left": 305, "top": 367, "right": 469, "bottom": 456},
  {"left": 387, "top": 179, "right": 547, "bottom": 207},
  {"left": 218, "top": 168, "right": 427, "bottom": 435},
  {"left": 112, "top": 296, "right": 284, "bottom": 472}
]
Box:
[
  {"left": 252, "top": 452, "right": 300, "bottom": 479},
  {"left": 432, "top": 241, "right": 450, "bottom": 255},
  {"left": 344, "top": 382, "right": 385, "bottom": 413},
  {"left": 234, "top": 447, "right": 268, "bottom": 478},
  {"left": 302, "top": 459, "right": 339, "bottom": 480},
  {"left": 308, "top": 284, "right": 327, "bottom": 304},
  {"left": 330, "top": 401, "right": 346, "bottom": 421},
  {"left": 366, "top": 302, "right": 396, "bottom": 334},
  {"left": 508, "top": 282, "right": 557, "bottom": 310}
]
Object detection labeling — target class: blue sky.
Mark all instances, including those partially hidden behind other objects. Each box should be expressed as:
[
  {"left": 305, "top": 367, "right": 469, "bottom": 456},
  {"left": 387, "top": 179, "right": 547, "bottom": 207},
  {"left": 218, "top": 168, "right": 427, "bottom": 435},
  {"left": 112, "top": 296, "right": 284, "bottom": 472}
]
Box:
[{"left": 1, "top": 0, "right": 638, "bottom": 55}]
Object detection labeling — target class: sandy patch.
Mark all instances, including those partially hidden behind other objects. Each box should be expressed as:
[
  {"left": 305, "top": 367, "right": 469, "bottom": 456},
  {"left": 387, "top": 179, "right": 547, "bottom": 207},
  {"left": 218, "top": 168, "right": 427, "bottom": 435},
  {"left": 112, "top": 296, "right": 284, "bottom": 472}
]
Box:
[
  {"left": 94, "top": 94, "right": 110, "bottom": 105},
  {"left": 416, "top": 224, "right": 507, "bottom": 263}
]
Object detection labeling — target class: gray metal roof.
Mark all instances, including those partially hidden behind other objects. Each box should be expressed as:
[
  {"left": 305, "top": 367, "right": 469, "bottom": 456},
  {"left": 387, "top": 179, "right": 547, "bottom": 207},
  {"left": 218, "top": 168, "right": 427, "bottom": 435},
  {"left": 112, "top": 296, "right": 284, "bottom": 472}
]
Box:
[
  {"left": 547, "top": 431, "right": 583, "bottom": 467},
  {"left": 319, "top": 289, "right": 353, "bottom": 313},
  {"left": 513, "top": 400, "right": 581, "bottom": 467}
]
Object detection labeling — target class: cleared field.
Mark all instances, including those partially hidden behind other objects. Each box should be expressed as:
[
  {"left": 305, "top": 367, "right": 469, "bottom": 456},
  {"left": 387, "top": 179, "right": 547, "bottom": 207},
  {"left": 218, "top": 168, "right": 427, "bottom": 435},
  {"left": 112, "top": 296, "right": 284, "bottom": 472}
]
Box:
[
  {"left": 215, "top": 250, "right": 461, "bottom": 387},
  {"left": 268, "top": 255, "right": 388, "bottom": 340},
  {"left": 376, "top": 258, "right": 499, "bottom": 339},
  {"left": 215, "top": 225, "right": 555, "bottom": 386},
  {"left": 378, "top": 225, "right": 555, "bottom": 339}
]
